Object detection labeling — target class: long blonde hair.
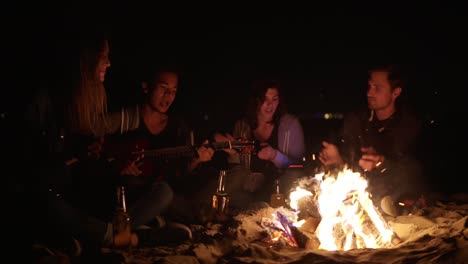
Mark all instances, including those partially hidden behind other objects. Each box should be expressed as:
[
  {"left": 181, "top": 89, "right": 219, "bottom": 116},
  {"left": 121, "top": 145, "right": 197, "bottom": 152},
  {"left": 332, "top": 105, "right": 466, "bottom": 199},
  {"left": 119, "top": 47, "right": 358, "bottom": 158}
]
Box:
[{"left": 67, "top": 36, "right": 109, "bottom": 136}]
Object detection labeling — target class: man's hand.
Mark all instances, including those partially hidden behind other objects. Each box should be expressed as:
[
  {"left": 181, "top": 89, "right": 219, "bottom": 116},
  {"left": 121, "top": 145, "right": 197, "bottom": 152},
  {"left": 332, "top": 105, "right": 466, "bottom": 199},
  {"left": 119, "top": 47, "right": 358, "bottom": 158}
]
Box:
[
  {"left": 358, "top": 146, "right": 384, "bottom": 171},
  {"left": 120, "top": 160, "right": 143, "bottom": 176},
  {"left": 120, "top": 145, "right": 145, "bottom": 176},
  {"left": 120, "top": 145, "right": 144, "bottom": 176},
  {"left": 319, "top": 141, "right": 344, "bottom": 166}
]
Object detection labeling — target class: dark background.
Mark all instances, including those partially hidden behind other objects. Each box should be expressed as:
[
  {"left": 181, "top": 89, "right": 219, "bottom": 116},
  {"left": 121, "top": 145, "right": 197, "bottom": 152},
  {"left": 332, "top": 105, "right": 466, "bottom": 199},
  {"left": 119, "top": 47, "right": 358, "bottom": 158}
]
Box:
[{"left": 3, "top": 4, "right": 467, "bottom": 193}]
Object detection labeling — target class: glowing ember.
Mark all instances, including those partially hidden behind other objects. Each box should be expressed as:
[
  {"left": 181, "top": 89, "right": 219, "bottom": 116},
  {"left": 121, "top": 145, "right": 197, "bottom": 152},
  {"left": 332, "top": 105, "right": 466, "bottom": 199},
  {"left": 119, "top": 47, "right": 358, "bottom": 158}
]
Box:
[{"left": 261, "top": 207, "right": 300, "bottom": 247}]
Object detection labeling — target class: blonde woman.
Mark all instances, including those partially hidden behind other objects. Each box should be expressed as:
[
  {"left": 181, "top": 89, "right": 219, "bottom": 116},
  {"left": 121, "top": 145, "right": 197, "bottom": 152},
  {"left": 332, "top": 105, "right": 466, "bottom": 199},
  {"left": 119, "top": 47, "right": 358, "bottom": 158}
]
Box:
[{"left": 27, "top": 29, "right": 140, "bottom": 255}]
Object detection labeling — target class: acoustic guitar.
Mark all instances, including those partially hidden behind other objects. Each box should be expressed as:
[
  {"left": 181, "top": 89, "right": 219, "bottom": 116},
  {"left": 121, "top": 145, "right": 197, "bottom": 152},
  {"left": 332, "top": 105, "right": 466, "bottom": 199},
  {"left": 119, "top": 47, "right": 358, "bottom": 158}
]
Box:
[
  {"left": 107, "top": 139, "right": 259, "bottom": 186},
  {"left": 130, "top": 140, "right": 258, "bottom": 160}
]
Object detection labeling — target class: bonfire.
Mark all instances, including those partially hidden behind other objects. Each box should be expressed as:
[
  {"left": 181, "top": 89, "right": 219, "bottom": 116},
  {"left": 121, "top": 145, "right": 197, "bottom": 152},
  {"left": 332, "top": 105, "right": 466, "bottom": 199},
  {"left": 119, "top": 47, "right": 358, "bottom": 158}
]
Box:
[
  {"left": 120, "top": 167, "right": 468, "bottom": 263},
  {"left": 261, "top": 168, "right": 398, "bottom": 251}
]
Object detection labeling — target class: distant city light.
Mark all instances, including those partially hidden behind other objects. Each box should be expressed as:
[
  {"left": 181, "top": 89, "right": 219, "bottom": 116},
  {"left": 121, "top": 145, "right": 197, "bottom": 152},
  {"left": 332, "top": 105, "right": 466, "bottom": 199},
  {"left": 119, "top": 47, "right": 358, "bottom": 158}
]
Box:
[{"left": 321, "top": 112, "right": 344, "bottom": 120}]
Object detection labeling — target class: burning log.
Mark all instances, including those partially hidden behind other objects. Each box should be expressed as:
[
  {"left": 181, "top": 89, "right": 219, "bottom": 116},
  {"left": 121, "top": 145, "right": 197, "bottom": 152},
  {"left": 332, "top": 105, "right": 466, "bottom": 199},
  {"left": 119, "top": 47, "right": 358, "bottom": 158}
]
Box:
[
  {"left": 296, "top": 196, "right": 321, "bottom": 219},
  {"left": 253, "top": 168, "right": 400, "bottom": 252},
  {"left": 289, "top": 224, "right": 319, "bottom": 249},
  {"left": 309, "top": 168, "right": 399, "bottom": 250},
  {"left": 316, "top": 186, "right": 397, "bottom": 250},
  {"left": 297, "top": 216, "right": 321, "bottom": 233}
]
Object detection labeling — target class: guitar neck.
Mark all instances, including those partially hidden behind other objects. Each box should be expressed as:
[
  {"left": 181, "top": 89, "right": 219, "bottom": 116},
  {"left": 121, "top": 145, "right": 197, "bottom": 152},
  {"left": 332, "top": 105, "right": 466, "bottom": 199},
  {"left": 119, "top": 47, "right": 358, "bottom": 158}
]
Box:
[
  {"left": 137, "top": 146, "right": 194, "bottom": 159},
  {"left": 209, "top": 140, "right": 257, "bottom": 150},
  {"left": 137, "top": 140, "right": 257, "bottom": 159}
]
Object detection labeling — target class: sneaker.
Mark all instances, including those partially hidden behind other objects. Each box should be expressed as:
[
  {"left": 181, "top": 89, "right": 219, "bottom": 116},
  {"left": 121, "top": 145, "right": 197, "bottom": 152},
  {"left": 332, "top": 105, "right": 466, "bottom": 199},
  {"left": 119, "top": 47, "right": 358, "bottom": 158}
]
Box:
[
  {"left": 136, "top": 215, "right": 167, "bottom": 230},
  {"left": 154, "top": 215, "right": 167, "bottom": 228},
  {"left": 32, "top": 244, "right": 71, "bottom": 264},
  {"left": 135, "top": 223, "right": 192, "bottom": 247},
  {"left": 33, "top": 235, "right": 82, "bottom": 259},
  {"left": 380, "top": 195, "right": 399, "bottom": 217},
  {"left": 167, "top": 221, "right": 192, "bottom": 240}
]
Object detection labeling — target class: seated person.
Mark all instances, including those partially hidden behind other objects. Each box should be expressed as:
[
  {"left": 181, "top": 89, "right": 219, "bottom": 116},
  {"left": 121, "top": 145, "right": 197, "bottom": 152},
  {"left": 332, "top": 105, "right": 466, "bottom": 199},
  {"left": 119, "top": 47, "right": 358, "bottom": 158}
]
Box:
[
  {"left": 112, "top": 63, "right": 215, "bottom": 225},
  {"left": 215, "top": 79, "right": 305, "bottom": 209},
  {"left": 318, "top": 64, "right": 426, "bottom": 216},
  {"left": 27, "top": 32, "right": 189, "bottom": 261},
  {"left": 25, "top": 33, "right": 136, "bottom": 254}
]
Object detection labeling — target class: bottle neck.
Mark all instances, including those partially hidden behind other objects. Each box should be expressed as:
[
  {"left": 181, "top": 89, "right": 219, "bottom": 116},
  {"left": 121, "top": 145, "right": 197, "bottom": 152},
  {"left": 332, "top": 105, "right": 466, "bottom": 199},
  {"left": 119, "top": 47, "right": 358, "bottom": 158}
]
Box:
[
  {"left": 116, "top": 186, "right": 127, "bottom": 212},
  {"left": 217, "top": 170, "right": 227, "bottom": 193}
]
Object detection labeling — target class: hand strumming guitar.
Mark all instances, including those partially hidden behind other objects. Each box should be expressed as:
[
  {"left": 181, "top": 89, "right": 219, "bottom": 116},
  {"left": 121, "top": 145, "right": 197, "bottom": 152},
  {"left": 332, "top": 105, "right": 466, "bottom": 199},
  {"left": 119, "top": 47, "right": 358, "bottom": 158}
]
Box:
[
  {"left": 319, "top": 140, "right": 344, "bottom": 167},
  {"left": 119, "top": 144, "right": 145, "bottom": 176},
  {"left": 358, "top": 146, "right": 385, "bottom": 172}
]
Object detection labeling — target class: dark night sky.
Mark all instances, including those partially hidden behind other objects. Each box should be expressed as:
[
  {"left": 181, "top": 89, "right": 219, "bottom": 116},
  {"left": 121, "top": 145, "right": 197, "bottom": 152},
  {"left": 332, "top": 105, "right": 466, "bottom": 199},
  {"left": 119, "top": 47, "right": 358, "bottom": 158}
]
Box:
[
  {"left": 4, "top": 4, "right": 468, "bottom": 192},
  {"left": 14, "top": 5, "right": 464, "bottom": 109}
]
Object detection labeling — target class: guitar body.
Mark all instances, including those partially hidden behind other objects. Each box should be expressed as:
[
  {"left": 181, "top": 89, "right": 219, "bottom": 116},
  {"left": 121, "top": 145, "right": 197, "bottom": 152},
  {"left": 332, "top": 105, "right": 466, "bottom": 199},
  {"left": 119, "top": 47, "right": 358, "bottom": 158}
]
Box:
[
  {"left": 103, "top": 125, "right": 259, "bottom": 190},
  {"left": 103, "top": 121, "right": 195, "bottom": 188},
  {"left": 103, "top": 134, "right": 161, "bottom": 187}
]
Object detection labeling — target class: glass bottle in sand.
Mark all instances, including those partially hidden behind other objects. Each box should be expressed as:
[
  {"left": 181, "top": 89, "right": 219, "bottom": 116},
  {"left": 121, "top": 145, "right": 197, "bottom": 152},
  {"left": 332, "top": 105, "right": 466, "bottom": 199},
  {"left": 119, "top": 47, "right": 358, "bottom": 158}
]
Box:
[
  {"left": 212, "top": 170, "right": 230, "bottom": 219},
  {"left": 113, "top": 186, "right": 132, "bottom": 244},
  {"left": 270, "top": 178, "right": 286, "bottom": 208}
]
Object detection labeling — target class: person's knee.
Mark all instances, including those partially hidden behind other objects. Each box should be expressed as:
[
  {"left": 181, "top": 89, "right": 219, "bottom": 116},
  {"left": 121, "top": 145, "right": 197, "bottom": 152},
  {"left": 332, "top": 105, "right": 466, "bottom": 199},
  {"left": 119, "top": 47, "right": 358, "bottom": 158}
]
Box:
[
  {"left": 226, "top": 165, "right": 249, "bottom": 191},
  {"left": 151, "top": 181, "right": 174, "bottom": 206}
]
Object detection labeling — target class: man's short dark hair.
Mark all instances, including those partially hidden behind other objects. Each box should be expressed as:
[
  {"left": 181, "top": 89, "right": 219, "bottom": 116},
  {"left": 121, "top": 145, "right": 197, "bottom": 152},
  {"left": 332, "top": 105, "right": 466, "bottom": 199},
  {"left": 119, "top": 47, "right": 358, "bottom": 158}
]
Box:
[
  {"left": 142, "top": 62, "right": 181, "bottom": 86},
  {"left": 368, "top": 64, "right": 408, "bottom": 90}
]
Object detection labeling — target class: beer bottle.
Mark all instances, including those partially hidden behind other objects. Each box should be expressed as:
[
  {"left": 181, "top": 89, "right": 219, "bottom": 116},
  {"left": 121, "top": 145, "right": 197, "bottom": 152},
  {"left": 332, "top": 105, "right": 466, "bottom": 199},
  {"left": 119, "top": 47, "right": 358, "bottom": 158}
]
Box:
[
  {"left": 212, "top": 170, "right": 230, "bottom": 221},
  {"left": 270, "top": 178, "right": 286, "bottom": 208},
  {"left": 113, "top": 186, "right": 132, "bottom": 247}
]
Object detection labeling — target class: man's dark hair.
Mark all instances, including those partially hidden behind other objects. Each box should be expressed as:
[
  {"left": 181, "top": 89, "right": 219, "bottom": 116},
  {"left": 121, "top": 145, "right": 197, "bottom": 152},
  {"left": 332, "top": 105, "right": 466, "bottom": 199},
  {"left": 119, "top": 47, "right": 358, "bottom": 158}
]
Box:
[
  {"left": 368, "top": 64, "right": 408, "bottom": 90},
  {"left": 142, "top": 62, "right": 181, "bottom": 86}
]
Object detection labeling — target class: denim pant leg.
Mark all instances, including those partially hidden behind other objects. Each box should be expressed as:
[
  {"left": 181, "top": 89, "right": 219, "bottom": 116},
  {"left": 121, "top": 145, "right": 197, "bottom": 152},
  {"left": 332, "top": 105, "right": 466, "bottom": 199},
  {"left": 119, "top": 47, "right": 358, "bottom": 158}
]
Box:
[
  {"left": 128, "top": 181, "right": 173, "bottom": 228},
  {"left": 226, "top": 165, "right": 255, "bottom": 209},
  {"left": 44, "top": 190, "right": 110, "bottom": 246}
]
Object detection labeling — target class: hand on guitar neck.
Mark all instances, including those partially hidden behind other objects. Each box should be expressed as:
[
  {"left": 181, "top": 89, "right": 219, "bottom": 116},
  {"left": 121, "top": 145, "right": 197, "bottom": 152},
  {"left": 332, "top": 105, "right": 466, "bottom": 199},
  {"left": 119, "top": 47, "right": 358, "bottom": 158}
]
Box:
[
  {"left": 130, "top": 139, "right": 258, "bottom": 158},
  {"left": 189, "top": 138, "right": 258, "bottom": 172},
  {"left": 213, "top": 133, "right": 258, "bottom": 154}
]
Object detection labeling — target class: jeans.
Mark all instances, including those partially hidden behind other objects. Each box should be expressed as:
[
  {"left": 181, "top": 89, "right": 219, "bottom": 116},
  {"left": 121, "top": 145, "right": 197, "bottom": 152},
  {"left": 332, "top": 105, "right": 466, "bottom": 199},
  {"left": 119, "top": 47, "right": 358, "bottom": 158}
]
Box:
[
  {"left": 127, "top": 181, "right": 173, "bottom": 228},
  {"left": 35, "top": 180, "right": 173, "bottom": 248},
  {"left": 37, "top": 187, "right": 112, "bottom": 247}
]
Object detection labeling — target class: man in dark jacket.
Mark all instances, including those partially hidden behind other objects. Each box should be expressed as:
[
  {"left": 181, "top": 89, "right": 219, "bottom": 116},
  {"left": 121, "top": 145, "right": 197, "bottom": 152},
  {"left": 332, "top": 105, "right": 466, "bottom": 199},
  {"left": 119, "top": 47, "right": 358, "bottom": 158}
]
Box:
[{"left": 319, "top": 64, "right": 425, "bottom": 216}]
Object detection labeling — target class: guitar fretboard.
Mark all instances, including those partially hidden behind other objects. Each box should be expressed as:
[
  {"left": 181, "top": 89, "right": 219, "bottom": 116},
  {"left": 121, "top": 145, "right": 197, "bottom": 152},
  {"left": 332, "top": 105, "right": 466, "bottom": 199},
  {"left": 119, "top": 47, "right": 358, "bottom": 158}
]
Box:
[{"left": 134, "top": 140, "right": 257, "bottom": 159}]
